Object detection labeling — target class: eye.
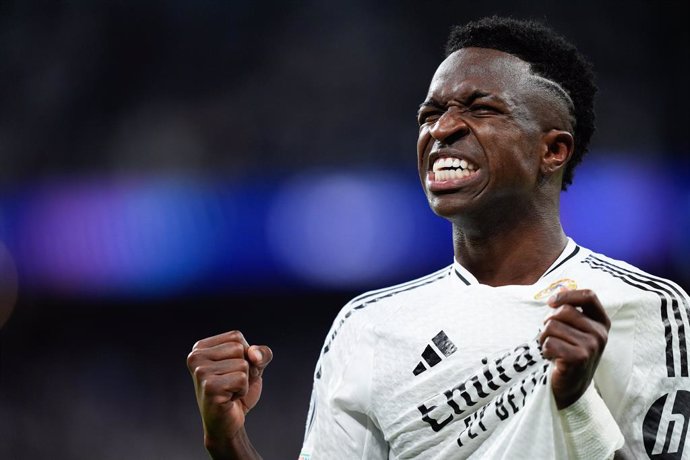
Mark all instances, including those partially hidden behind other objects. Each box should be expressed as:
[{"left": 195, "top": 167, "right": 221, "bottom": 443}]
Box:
[
  {"left": 470, "top": 104, "right": 499, "bottom": 116},
  {"left": 417, "top": 111, "right": 441, "bottom": 125}
]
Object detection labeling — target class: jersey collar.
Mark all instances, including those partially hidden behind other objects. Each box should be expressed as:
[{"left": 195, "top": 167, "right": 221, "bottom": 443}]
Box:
[{"left": 451, "top": 237, "right": 581, "bottom": 287}]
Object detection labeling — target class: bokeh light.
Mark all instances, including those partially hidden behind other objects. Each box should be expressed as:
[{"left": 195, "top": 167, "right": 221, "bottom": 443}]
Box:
[{"left": 1, "top": 155, "right": 687, "bottom": 298}]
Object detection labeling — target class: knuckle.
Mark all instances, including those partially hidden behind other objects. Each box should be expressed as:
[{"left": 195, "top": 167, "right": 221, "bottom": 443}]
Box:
[
  {"left": 563, "top": 304, "right": 578, "bottom": 316},
  {"left": 585, "top": 336, "right": 599, "bottom": 354},
  {"left": 231, "top": 369, "right": 248, "bottom": 383},
  {"left": 541, "top": 320, "right": 553, "bottom": 335},
  {"left": 228, "top": 342, "right": 245, "bottom": 356},
  {"left": 556, "top": 305, "right": 573, "bottom": 319},
  {"left": 193, "top": 365, "right": 209, "bottom": 380},
  {"left": 603, "top": 316, "right": 612, "bottom": 330},
  {"left": 541, "top": 337, "right": 553, "bottom": 353},
  {"left": 238, "top": 360, "right": 250, "bottom": 373},
  {"left": 580, "top": 289, "right": 597, "bottom": 301},
  {"left": 228, "top": 330, "right": 245, "bottom": 341},
  {"left": 580, "top": 289, "right": 594, "bottom": 298},
  {"left": 186, "top": 350, "right": 201, "bottom": 369},
  {"left": 192, "top": 337, "right": 213, "bottom": 350},
  {"left": 595, "top": 329, "right": 608, "bottom": 348}
]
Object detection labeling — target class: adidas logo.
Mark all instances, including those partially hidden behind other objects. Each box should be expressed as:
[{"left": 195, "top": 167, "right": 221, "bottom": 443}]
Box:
[{"left": 413, "top": 330, "right": 457, "bottom": 376}]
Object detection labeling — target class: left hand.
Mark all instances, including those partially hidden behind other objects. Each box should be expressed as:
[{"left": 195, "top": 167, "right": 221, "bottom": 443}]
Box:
[{"left": 539, "top": 289, "right": 611, "bottom": 409}]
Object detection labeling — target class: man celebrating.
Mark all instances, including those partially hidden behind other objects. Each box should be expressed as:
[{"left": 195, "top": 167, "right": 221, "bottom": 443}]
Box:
[{"left": 187, "top": 17, "right": 689, "bottom": 459}]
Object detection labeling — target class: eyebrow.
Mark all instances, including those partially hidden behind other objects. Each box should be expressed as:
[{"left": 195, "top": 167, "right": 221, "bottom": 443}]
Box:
[
  {"left": 417, "top": 98, "right": 443, "bottom": 115},
  {"left": 417, "top": 90, "right": 500, "bottom": 115}
]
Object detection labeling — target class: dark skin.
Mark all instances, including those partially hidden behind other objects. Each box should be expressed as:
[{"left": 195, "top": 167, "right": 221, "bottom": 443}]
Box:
[
  {"left": 187, "top": 330, "right": 272, "bottom": 459},
  {"left": 188, "top": 47, "right": 610, "bottom": 458},
  {"left": 417, "top": 47, "right": 609, "bottom": 409}
]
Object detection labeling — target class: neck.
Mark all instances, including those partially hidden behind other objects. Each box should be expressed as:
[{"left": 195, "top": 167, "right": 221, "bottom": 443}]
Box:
[{"left": 452, "top": 205, "right": 567, "bottom": 286}]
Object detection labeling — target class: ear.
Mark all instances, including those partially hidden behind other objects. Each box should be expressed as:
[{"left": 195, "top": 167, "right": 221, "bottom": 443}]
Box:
[{"left": 540, "top": 129, "right": 574, "bottom": 176}]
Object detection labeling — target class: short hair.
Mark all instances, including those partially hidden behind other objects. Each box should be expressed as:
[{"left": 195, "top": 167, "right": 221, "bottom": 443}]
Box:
[{"left": 445, "top": 16, "right": 597, "bottom": 190}]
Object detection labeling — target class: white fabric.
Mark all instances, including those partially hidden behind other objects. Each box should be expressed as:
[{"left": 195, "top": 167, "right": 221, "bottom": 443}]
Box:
[
  {"left": 560, "top": 384, "right": 623, "bottom": 459},
  {"left": 299, "top": 239, "right": 690, "bottom": 459}
]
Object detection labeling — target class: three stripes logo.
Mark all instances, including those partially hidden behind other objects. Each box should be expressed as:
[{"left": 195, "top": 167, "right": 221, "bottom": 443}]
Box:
[
  {"left": 582, "top": 255, "right": 689, "bottom": 378},
  {"left": 413, "top": 330, "right": 457, "bottom": 376}
]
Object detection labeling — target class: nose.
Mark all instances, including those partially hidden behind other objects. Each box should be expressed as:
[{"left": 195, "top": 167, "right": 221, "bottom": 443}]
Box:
[{"left": 428, "top": 109, "right": 470, "bottom": 145}]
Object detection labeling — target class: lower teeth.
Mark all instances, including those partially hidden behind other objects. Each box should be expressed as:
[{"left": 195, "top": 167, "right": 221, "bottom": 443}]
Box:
[{"left": 437, "top": 169, "right": 470, "bottom": 180}]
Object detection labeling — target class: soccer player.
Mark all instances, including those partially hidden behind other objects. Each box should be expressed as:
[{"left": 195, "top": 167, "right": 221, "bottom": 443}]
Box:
[{"left": 187, "top": 17, "right": 689, "bottom": 459}]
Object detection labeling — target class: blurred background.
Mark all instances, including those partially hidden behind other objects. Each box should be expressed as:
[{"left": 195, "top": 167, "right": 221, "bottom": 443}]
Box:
[{"left": 0, "top": 1, "right": 688, "bottom": 459}]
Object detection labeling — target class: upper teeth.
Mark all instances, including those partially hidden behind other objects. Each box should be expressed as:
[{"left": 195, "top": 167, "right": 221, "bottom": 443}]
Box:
[{"left": 432, "top": 157, "right": 476, "bottom": 172}]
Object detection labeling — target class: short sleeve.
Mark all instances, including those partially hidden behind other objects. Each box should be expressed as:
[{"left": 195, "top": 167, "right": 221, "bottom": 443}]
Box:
[{"left": 299, "top": 304, "right": 388, "bottom": 460}]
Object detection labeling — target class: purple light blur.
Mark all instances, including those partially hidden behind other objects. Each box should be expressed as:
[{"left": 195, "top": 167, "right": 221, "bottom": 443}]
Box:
[{"left": 1, "top": 154, "right": 687, "bottom": 299}]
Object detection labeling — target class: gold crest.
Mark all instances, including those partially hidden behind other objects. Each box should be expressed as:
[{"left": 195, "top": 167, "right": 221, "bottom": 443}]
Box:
[{"left": 533, "top": 278, "right": 578, "bottom": 300}]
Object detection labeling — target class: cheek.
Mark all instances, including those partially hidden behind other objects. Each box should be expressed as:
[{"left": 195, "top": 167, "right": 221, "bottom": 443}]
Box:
[
  {"left": 482, "top": 125, "right": 541, "bottom": 179},
  {"left": 514, "top": 130, "right": 545, "bottom": 171},
  {"left": 417, "top": 127, "right": 432, "bottom": 167}
]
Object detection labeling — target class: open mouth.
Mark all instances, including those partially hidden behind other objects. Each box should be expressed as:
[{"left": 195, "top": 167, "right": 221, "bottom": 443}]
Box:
[{"left": 430, "top": 156, "right": 479, "bottom": 181}]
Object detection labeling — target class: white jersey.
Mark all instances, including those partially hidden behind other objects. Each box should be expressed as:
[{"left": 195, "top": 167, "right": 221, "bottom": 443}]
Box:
[{"left": 299, "top": 238, "right": 690, "bottom": 459}]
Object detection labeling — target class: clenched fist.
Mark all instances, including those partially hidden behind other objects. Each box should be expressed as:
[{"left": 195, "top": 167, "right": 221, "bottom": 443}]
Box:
[
  {"left": 187, "top": 330, "right": 273, "bottom": 459},
  {"left": 540, "top": 289, "right": 610, "bottom": 410}
]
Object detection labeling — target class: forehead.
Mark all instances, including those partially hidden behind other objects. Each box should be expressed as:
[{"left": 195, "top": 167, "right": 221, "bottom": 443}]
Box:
[{"left": 427, "top": 47, "right": 534, "bottom": 102}]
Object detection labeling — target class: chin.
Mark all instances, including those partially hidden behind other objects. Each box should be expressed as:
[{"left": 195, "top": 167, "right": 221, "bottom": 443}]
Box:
[{"left": 427, "top": 195, "right": 474, "bottom": 219}]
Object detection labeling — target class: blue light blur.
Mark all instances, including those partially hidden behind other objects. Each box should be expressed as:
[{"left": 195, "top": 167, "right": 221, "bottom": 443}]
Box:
[
  {"left": 266, "top": 170, "right": 446, "bottom": 287},
  {"left": 0, "top": 153, "right": 687, "bottom": 299},
  {"left": 561, "top": 155, "right": 682, "bottom": 266},
  {"left": 9, "top": 178, "right": 226, "bottom": 296}
]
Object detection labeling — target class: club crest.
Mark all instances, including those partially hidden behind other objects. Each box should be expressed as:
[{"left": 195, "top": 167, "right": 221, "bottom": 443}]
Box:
[{"left": 533, "top": 278, "right": 577, "bottom": 300}]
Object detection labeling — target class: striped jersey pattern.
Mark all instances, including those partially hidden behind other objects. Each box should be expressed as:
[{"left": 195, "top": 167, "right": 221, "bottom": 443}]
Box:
[{"left": 582, "top": 254, "right": 689, "bottom": 378}]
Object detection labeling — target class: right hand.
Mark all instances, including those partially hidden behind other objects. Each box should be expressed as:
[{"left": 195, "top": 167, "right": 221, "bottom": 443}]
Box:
[{"left": 187, "top": 330, "right": 273, "bottom": 453}]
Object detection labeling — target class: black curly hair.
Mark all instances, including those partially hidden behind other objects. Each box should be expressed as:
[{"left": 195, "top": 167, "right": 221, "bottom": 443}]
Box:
[{"left": 445, "top": 16, "right": 597, "bottom": 190}]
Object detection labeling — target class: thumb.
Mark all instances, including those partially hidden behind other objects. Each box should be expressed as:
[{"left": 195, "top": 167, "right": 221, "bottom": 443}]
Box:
[
  {"left": 248, "top": 345, "right": 273, "bottom": 378},
  {"left": 547, "top": 286, "right": 572, "bottom": 308}
]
